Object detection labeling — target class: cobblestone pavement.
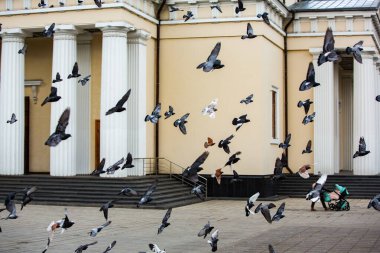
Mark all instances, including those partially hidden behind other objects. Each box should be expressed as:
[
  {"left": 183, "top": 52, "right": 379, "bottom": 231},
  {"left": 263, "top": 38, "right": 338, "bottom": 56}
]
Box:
[{"left": 0, "top": 198, "right": 379, "bottom": 253}]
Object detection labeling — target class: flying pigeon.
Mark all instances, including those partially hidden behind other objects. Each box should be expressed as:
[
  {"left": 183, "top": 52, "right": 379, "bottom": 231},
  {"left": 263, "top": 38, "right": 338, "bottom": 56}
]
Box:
[
  {"left": 318, "top": 27, "right": 340, "bottom": 66},
  {"left": 45, "top": 108, "right": 71, "bottom": 147},
  {"left": 103, "top": 241, "right": 117, "bottom": 253},
  {"left": 306, "top": 174, "right": 328, "bottom": 202},
  {"left": 232, "top": 114, "right": 250, "bottom": 131},
  {"left": 353, "top": 137, "right": 370, "bottom": 158},
  {"left": 376, "top": 95, "right": 380, "bottom": 102},
  {"left": 78, "top": 75, "right": 91, "bottom": 86},
  {"left": 94, "top": 0, "right": 102, "bottom": 8},
  {"left": 121, "top": 152, "right": 134, "bottom": 170},
  {"left": 89, "top": 221, "right": 111, "bottom": 237},
  {"left": 272, "top": 202, "right": 285, "bottom": 222},
  {"left": 257, "top": 12, "right": 270, "bottom": 25},
  {"left": 230, "top": 170, "right": 243, "bottom": 183},
  {"left": 207, "top": 229, "right": 219, "bottom": 252},
  {"left": 255, "top": 203, "right": 276, "bottom": 223},
  {"left": 6, "top": 113, "right": 17, "bottom": 124},
  {"left": 268, "top": 244, "right": 276, "bottom": 253},
  {"left": 225, "top": 151, "right": 241, "bottom": 167},
  {"left": 173, "top": 113, "right": 190, "bottom": 135},
  {"left": 297, "top": 99, "right": 313, "bottom": 114},
  {"left": 211, "top": 5, "right": 222, "bottom": 13},
  {"left": 105, "top": 158, "right": 125, "bottom": 174},
  {"left": 191, "top": 185, "right": 206, "bottom": 200},
  {"left": 368, "top": 194, "right": 380, "bottom": 211},
  {"left": 149, "top": 243, "right": 166, "bottom": 253},
  {"left": 43, "top": 23, "right": 55, "bottom": 37},
  {"left": 137, "top": 180, "right": 157, "bottom": 207},
  {"left": 158, "top": 208, "right": 172, "bottom": 235},
  {"left": 47, "top": 208, "right": 75, "bottom": 234},
  {"left": 145, "top": 103, "right": 161, "bottom": 124},
  {"left": 204, "top": 137, "right": 215, "bottom": 148},
  {"left": 41, "top": 87, "right": 61, "bottom": 106},
  {"left": 218, "top": 134, "right": 234, "bottom": 154},
  {"left": 20, "top": 186, "right": 37, "bottom": 210},
  {"left": 105, "top": 89, "right": 131, "bottom": 115},
  {"left": 280, "top": 152, "right": 288, "bottom": 168},
  {"left": 75, "top": 241, "right": 98, "bottom": 253},
  {"left": 197, "top": 42, "right": 224, "bottom": 72},
  {"left": 298, "top": 164, "right": 311, "bottom": 179},
  {"left": 272, "top": 158, "right": 285, "bottom": 181},
  {"left": 18, "top": 44, "right": 27, "bottom": 54},
  {"left": 202, "top": 99, "right": 218, "bottom": 118},
  {"left": 183, "top": 11, "right": 193, "bottom": 22},
  {"left": 118, "top": 186, "right": 138, "bottom": 196},
  {"left": 240, "top": 94, "right": 253, "bottom": 104},
  {"left": 182, "top": 151, "right": 209, "bottom": 183},
  {"left": 100, "top": 200, "right": 117, "bottom": 221},
  {"left": 279, "top": 133, "right": 291, "bottom": 149},
  {"left": 302, "top": 112, "right": 316, "bottom": 125},
  {"left": 198, "top": 221, "right": 214, "bottom": 238},
  {"left": 38, "top": 0, "right": 47, "bottom": 7},
  {"left": 0, "top": 192, "right": 17, "bottom": 219},
  {"left": 52, "top": 72, "right": 63, "bottom": 83},
  {"left": 169, "top": 6, "right": 183, "bottom": 12},
  {"left": 299, "top": 62, "right": 320, "bottom": 91},
  {"left": 212, "top": 168, "right": 223, "bottom": 185},
  {"left": 302, "top": 140, "right": 312, "bottom": 154},
  {"left": 91, "top": 158, "right": 106, "bottom": 176},
  {"left": 241, "top": 23, "right": 256, "bottom": 39},
  {"left": 235, "top": 0, "right": 245, "bottom": 14},
  {"left": 67, "top": 62, "right": 81, "bottom": 79},
  {"left": 245, "top": 192, "right": 260, "bottom": 216},
  {"left": 346, "top": 40, "right": 363, "bottom": 63},
  {"left": 164, "top": 105, "right": 175, "bottom": 119}
]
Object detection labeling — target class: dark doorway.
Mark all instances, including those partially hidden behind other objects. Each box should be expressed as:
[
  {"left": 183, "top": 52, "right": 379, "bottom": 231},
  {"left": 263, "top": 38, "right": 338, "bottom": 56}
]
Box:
[
  {"left": 24, "top": 96, "right": 30, "bottom": 174},
  {"left": 95, "top": 119, "right": 100, "bottom": 166}
]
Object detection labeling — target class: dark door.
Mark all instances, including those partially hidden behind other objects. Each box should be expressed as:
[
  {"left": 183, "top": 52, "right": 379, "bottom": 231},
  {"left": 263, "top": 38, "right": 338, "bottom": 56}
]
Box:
[{"left": 24, "top": 97, "right": 30, "bottom": 174}]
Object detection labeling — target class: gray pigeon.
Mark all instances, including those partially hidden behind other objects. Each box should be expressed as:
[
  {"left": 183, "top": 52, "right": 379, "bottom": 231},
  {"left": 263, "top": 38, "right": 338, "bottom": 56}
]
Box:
[
  {"left": 169, "top": 6, "right": 183, "bottom": 12},
  {"left": 78, "top": 75, "right": 91, "bottom": 86},
  {"left": 106, "top": 89, "right": 131, "bottom": 115},
  {"left": 225, "top": 151, "right": 241, "bottom": 167},
  {"left": 89, "top": 221, "right": 111, "bottom": 237},
  {"left": 94, "top": 0, "right": 102, "bottom": 8},
  {"left": 118, "top": 186, "right": 138, "bottom": 196},
  {"left": 52, "top": 72, "right": 63, "bottom": 83},
  {"left": 376, "top": 95, "right": 380, "bottom": 102},
  {"left": 121, "top": 152, "right": 134, "bottom": 170},
  {"left": 272, "top": 158, "right": 285, "bottom": 181},
  {"left": 245, "top": 192, "right": 260, "bottom": 216},
  {"left": 191, "top": 185, "right": 206, "bottom": 200},
  {"left": 45, "top": 108, "right": 71, "bottom": 147},
  {"left": 145, "top": 103, "right": 161, "bottom": 124},
  {"left": 241, "top": 23, "right": 256, "bottom": 39},
  {"left": 257, "top": 12, "right": 270, "bottom": 25},
  {"left": 368, "top": 194, "right": 380, "bottom": 211},
  {"left": 302, "top": 112, "right": 316, "bottom": 125},
  {"left": 182, "top": 151, "right": 209, "bottom": 183},
  {"left": 38, "top": 0, "right": 47, "bottom": 7},
  {"left": 198, "top": 221, "right": 214, "bottom": 238},
  {"left": 240, "top": 94, "right": 253, "bottom": 104},
  {"left": 91, "top": 158, "right": 106, "bottom": 176},
  {"left": 218, "top": 134, "right": 234, "bottom": 154},
  {"left": 232, "top": 114, "right": 250, "bottom": 131},
  {"left": 197, "top": 42, "right": 224, "bottom": 72},
  {"left": 279, "top": 133, "right": 291, "bottom": 149},
  {"left": 271, "top": 202, "right": 285, "bottom": 222},
  {"left": 67, "top": 62, "right": 81, "bottom": 79},
  {"left": 297, "top": 99, "right": 313, "bottom": 114},
  {"left": 230, "top": 170, "right": 242, "bottom": 183},
  {"left": 254, "top": 203, "right": 276, "bottom": 224},
  {"left": 302, "top": 140, "right": 312, "bottom": 154},
  {"left": 103, "top": 241, "right": 116, "bottom": 253},
  {"left": 75, "top": 241, "right": 98, "bottom": 253},
  {"left": 207, "top": 229, "right": 219, "bottom": 252},
  {"left": 158, "top": 208, "right": 172, "bottom": 234},
  {"left": 353, "top": 137, "right": 370, "bottom": 158},
  {"left": 18, "top": 44, "right": 27, "bottom": 54},
  {"left": 105, "top": 158, "right": 125, "bottom": 174},
  {"left": 346, "top": 40, "right": 363, "bottom": 63},
  {"left": 268, "top": 244, "right": 276, "bottom": 253},
  {"left": 299, "top": 62, "right": 320, "bottom": 91},
  {"left": 164, "top": 106, "right": 175, "bottom": 119},
  {"left": 6, "top": 113, "right": 17, "bottom": 124},
  {"left": 137, "top": 181, "right": 157, "bottom": 207},
  {"left": 183, "top": 11, "right": 193, "bottom": 22},
  {"left": 174, "top": 113, "right": 190, "bottom": 135},
  {"left": 43, "top": 23, "right": 55, "bottom": 37},
  {"left": 306, "top": 174, "right": 328, "bottom": 202},
  {"left": 211, "top": 5, "right": 222, "bottom": 13},
  {"left": 41, "top": 87, "right": 61, "bottom": 106},
  {"left": 0, "top": 192, "right": 17, "bottom": 219},
  {"left": 100, "top": 200, "right": 117, "bottom": 221},
  {"left": 318, "top": 27, "right": 340, "bottom": 66},
  {"left": 20, "top": 186, "right": 38, "bottom": 210},
  {"left": 235, "top": 0, "right": 245, "bottom": 14}
]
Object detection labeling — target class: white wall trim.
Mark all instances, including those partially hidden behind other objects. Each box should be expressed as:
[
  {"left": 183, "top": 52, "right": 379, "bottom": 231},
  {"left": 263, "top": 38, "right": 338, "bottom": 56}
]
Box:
[
  {"left": 295, "top": 11, "right": 376, "bottom": 19},
  {"left": 288, "top": 31, "right": 374, "bottom": 37},
  {"left": 270, "top": 85, "right": 280, "bottom": 144}
]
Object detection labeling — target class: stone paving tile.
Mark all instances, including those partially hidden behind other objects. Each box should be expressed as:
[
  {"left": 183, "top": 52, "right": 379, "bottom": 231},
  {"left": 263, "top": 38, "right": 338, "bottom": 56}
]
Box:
[{"left": 0, "top": 198, "right": 379, "bottom": 252}]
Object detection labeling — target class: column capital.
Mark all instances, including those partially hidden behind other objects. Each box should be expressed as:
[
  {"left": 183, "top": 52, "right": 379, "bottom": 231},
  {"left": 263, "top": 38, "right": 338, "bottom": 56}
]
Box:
[
  {"left": 53, "top": 24, "right": 78, "bottom": 41},
  {"left": 77, "top": 33, "right": 93, "bottom": 45},
  {"left": 309, "top": 48, "right": 322, "bottom": 60},
  {"left": 128, "top": 30, "right": 151, "bottom": 45},
  {"left": 360, "top": 48, "right": 377, "bottom": 60},
  {"left": 0, "top": 28, "right": 30, "bottom": 41},
  {"left": 96, "top": 21, "right": 135, "bottom": 32}
]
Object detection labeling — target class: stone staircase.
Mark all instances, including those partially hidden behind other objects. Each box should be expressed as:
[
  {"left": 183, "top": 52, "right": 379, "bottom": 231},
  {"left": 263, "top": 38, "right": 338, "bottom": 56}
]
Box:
[
  {"left": 0, "top": 174, "right": 201, "bottom": 209},
  {"left": 277, "top": 174, "right": 380, "bottom": 199}
]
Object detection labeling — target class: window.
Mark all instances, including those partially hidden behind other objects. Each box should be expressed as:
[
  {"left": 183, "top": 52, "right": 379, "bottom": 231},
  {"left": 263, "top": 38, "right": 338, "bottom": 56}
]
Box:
[{"left": 271, "top": 86, "right": 279, "bottom": 143}]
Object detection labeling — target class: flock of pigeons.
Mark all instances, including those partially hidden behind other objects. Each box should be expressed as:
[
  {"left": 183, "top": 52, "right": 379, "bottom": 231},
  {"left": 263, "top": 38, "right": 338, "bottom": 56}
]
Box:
[{"left": 2, "top": 0, "right": 380, "bottom": 252}]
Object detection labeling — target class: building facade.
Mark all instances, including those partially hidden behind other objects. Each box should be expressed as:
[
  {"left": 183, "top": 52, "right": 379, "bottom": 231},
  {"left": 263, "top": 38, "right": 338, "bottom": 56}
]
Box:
[{"left": 0, "top": 0, "right": 379, "bottom": 177}]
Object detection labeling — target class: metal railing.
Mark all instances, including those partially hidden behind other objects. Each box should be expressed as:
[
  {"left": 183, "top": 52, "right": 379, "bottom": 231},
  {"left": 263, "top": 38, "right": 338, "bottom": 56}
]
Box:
[{"left": 134, "top": 157, "right": 208, "bottom": 199}]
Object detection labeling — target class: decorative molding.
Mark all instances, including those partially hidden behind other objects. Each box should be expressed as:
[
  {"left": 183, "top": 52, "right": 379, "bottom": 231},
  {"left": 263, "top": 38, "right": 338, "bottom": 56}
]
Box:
[
  {"left": 128, "top": 30, "right": 151, "bottom": 45},
  {"left": 365, "top": 17, "right": 373, "bottom": 31},
  {"left": 295, "top": 10, "right": 376, "bottom": 19},
  {"left": 345, "top": 15, "right": 353, "bottom": 32},
  {"left": 293, "top": 18, "right": 300, "bottom": 33},
  {"left": 96, "top": 21, "right": 135, "bottom": 31},
  {"left": 310, "top": 16, "right": 318, "bottom": 33},
  {"left": 327, "top": 16, "right": 336, "bottom": 31}
]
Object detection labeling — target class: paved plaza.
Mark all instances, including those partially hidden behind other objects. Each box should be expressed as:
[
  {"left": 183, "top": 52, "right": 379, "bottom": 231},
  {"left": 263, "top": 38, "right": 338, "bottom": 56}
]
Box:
[{"left": 0, "top": 198, "right": 379, "bottom": 253}]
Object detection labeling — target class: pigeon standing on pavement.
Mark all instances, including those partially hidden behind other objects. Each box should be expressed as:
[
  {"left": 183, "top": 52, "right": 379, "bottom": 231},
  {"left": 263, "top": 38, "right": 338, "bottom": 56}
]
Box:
[
  {"left": 158, "top": 208, "right": 172, "bottom": 234},
  {"left": 38, "top": 0, "right": 47, "bottom": 7},
  {"left": 20, "top": 186, "right": 38, "bottom": 210},
  {"left": 145, "top": 103, "right": 161, "bottom": 124},
  {"left": 241, "top": 23, "right": 256, "bottom": 39},
  {"left": 94, "top": 0, "right": 102, "bottom": 8},
  {"left": 346, "top": 40, "right": 363, "bottom": 63},
  {"left": 182, "top": 151, "right": 209, "bottom": 183},
  {"left": 297, "top": 99, "right": 313, "bottom": 114},
  {"left": 41, "top": 87, "right": 61, "bottom": 106},
  {"left": 272, "top": 202, "right": 286, "bottom": 222},
  {"left": 245, "top": 192, "right": 260, "bottom": 217},
  {"left": 137, "top": 181, "right": 158, "bottom": 207},
  {"left": 268, "top": 244, "right": 276, "bottom": 253},
  {"left": 318, "top": 27, "right": 340, "bottom": 66},
  {"left": 198, "top": 221, "right": 214, "bottom": 238},
  {"left": 353, "top": 137, "right": 370, "bottom": 158},
  {"left": 174, "top": 113, "right": 190, "bottom": 135},
  {"left": 6, "top": 113, "right": 17, "bottom": 124},
  {"left": 45, "top": 108, "right": 71, "bottom": 147},
  {"left": 302, "top": 140, "right": 312, "bottom": 154},
  {"left": 105, "top": 89, "right": 131, "bottom": 115},
  {"left": 207, "top": 229, "right": 219, "bottom": 252},
  {"left": 368, "top": 194, "right": 380, "bottom": 211},
  {"left": 197, "top": 42, "right": 224, "bottom": 72},
  {"left": 89, "top": 221, "right": 111, "bottom": 237},
  {"left": 67, "top": 62, "right": 81, "bottom": 79},
  {"left": 232, "top": 114, "right": 250, "bottom": 131},
  {"left": 218, "top": 134, "right": 234, "bottom": 154}
]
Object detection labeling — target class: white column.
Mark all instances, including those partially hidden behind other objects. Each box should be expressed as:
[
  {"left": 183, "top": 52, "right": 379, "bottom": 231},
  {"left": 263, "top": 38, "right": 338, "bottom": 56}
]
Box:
[
  {"left": 96, "top": 22, "right": 134, "bottom": 177},
  {"left": 127, "top": 30, "right": 150, "bottom": 176},
  {"left": 353, "top": 51, "right": 377, "bottom": 175},
  {"left": 376, "top": 63, "right": 380, "bottom": 174},
  {"left": 50, "top": 25, "right": 78, "bottom": 176},
  {"left": 0, "top": 29, "right": 26, "bottom": 175},
  {"left": 76, "top": 34, "right": 92, "bottom": 175},
  {"left": 311, "top": 49, "right": 336, "bottom": 175}
]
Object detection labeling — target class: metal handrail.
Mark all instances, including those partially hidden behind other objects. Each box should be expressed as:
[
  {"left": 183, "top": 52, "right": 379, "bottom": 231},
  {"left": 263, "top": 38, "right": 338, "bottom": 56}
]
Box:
[{"left": 134, "top": 157, "right": 208, "bottom": 199}]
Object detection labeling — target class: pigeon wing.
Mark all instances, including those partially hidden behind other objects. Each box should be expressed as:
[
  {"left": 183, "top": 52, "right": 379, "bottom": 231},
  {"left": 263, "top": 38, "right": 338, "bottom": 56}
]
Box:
[
  {"left": 179, "top": 122, "right": 187, "bottom": 135},
  {"left": 126, "top": 152, "right": 133, "bottom": 165},
  {"left": 247, "top": 23, "right": 253, "bottom": 35},
  {"left": 115, "top": 89, "right": 131, "bottom": 108},
  {"left": 55, "top": 108, "right": 70, "bottom": 134},
  {"left": 190, "top": 151, "right": 210, "bottom": 170},
  {"left": 238, "top": 0, "right": 243, "bottom": 9},
  {"left": 162, "top": 208, "right": 172, "bottom": 223},
  {"left": 152, "top": 103, "right": 161, "bottom": 116},
  {"left": 248, "top": 192, "right": 260, "bottom": 204},
  {"left": 261, "top": 206, "right": 272, "bottom": 223},
  {"left": 306, "top": 62, "right": 316, "bottom": 83},
  {"left": 306, "top": 140, "right": 311, "bottom": 150},
  {"left": 323, "top": 27, "right": 335, "bottom": 53},
  {"left": 304, "top": 101, "right": 311, "bottom": 114},
  {"left": 207, "top": 42, "right": 221, "bottom": 63},
  {"left": 284, "top": 133, "right": 291, "bottom": 145},
  {"left": 316, "top": 174, "right": 328, "bottom": 187}
]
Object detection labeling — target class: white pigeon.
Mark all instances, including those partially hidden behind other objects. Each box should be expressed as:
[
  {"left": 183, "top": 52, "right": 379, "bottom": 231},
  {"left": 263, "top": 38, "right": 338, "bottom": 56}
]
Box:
[
  {"left": 202, "top": 98, "right": 218, "bottom": 118},
  {"left": 245, "top": 192, "right": 260, "bottom": 216},
  {"left": 306, "top": 174, "right": 328, "bottom": 203},
  {"left": 149, "top": 243, "right": 166, "bottom": 253},
  {"left": 207, "top": 229, "right": 219, "bottom": 252}
]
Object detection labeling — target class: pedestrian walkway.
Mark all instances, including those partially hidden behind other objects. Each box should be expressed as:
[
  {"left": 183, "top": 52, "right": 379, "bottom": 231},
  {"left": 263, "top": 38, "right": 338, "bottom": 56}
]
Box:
[{"left": 0, "top": 198, "right": 379, "bottom": 252}]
